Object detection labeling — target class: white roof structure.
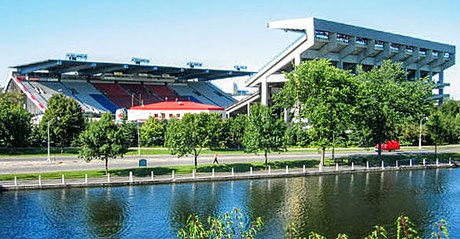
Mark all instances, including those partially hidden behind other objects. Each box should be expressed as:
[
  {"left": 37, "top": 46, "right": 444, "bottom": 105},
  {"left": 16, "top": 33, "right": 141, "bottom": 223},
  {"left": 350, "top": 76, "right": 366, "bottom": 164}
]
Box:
[{"left": 227, "top": 17, "right": 456, "bottom": 116}]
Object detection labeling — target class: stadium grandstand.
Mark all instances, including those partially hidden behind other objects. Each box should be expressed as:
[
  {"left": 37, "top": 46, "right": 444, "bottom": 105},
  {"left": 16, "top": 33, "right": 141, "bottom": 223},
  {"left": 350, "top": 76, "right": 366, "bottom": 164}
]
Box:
[
  {"left": 226, "top": 17, "right": 456, "bottom": 117},
  {"left": 5, "top": 56, "right": 254, "bottom": 117}
]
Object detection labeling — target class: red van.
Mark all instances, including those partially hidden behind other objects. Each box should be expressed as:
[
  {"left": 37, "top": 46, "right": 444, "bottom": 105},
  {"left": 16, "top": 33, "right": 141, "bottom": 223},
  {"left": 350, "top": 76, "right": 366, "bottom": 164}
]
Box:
[{"left": 375, "top": 140, "right": 400, "bottom": 152}]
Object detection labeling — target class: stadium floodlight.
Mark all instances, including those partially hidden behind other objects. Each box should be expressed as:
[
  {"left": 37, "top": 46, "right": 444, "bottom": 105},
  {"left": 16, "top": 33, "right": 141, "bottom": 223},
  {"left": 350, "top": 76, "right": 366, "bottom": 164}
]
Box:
[
  {"left": 234, "top": 65, "right": 247, "bottom": 71},
  {"left": 187, "top": 61, "right": 203, "bottom": 68},
  {"left": 66, "top": 53, "right": 88, "bottom": 61},
  {"left": 131, "top": 57, "right": 150, "bottom": 65}
]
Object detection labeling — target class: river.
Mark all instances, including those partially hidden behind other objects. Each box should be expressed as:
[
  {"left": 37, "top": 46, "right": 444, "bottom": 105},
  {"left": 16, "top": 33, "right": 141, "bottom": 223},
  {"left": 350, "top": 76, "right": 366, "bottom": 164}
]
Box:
[{"left": 0, "top": 168, "right": 459, "bottom": 238}]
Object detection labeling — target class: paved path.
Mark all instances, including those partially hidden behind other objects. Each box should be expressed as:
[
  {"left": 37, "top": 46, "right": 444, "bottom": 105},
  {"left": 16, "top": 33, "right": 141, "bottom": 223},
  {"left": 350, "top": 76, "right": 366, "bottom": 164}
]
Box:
[{"left": 0, "top": 146, "right": 458, "bottom": 174}]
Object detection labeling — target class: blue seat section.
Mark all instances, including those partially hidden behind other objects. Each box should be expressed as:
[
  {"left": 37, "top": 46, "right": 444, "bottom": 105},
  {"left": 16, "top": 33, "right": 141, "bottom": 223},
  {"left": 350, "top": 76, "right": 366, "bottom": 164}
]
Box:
[
  {"left": 90, "top": 94, "right": 119, "bottom": 113},
  {"left": 182, "top": 95, "right": 201, "bottom": 103}
]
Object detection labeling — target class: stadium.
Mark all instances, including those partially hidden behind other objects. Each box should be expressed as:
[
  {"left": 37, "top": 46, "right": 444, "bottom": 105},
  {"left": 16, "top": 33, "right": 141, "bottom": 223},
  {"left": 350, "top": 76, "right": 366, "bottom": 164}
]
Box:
[
  {"left": 5, "top": 56, "right": 253, "bottom": 120},
  {"left": 5, "top": 17, "right": 456, "bottom": 119},
  {"left": 227, "top": 17, "right": 456, "bottom": 116}
]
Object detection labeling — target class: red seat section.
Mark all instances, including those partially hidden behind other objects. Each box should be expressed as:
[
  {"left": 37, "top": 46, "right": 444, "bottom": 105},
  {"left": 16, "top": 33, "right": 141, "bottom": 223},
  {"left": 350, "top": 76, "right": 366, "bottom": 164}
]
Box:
[
  {"left": 92, "top": 83, "right": 133, "bottom": 108},
  {"left": 119, "top": 84, "right": 162, "bottom": 105},
  {"left": 144, "top": 85, "right": 182, "bottom": 101}
]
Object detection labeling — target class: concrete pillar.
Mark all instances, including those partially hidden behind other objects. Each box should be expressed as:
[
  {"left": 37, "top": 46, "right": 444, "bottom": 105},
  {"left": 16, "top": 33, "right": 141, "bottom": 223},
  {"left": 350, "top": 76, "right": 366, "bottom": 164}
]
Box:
[
  {"left": 247, "top": 103, "right": 251, "bottom": 116},
  {"left": 415, "top": 69, "right": 421, "bottom": 79},
  {"left": 294, "top": 54, "right": 302, "bottom": 66},
  {"left": 261, "top": 77, "right": 268, "bottom": 105},
  {"left": 438, "top": 71, "right": 444, "bottom": 105},
  {"left": 337, "top": 60, "right": 344, "bottom": 69}
]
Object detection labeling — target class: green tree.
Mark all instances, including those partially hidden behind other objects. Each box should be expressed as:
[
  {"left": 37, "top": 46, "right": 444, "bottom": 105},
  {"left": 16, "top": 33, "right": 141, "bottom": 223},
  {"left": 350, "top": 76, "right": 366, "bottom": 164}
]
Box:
[
  {"left": 119, "top": 119, "right": 137, "bottom": 147},
  {"left": 79, "top": 113, "right": 130, "bottom": 174},
  {"left": 0, "top": 91, "right": 31, "bottom": 147},
  {"left": 243, "top": 104, "right": 286, "bottom": 166},
  {"left": 140, "top": 117, "right": 166, "bottom": 146},
  {"left": 356, "top": 60, "right": 434, "bottom": 155},
  {"left": 223, "top": 114, "right": 247, "bottom": 149},
  {"left": 425, "top": 100, "right": 460, "bottom": 145},
  {"left": 274, "top": 59, "right": 357, "bottom": 168},
  {"left": 426, "top": 110, "right": 443, "bottom": 158},
  {"left": 165, "top": 113, "right": 222, "bottom": 169},
  {"left": 40, "top": 94, "right": 85, "bottom": 149},
  {"left": 0, "top": 102, "right": 31, "bottom": 147}
]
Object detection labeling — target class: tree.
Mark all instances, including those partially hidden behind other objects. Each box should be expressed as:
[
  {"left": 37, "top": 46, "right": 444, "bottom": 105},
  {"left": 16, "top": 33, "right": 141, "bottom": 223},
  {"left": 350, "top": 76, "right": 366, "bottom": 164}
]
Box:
[
  {"left": 79, "top": 113, "right": 130, "bottom": 174},
  {"left": 0, "top": 101, "right": 31, "bottom": 147},
  {"left": 274, "top": 59, "right": 357, "bottom": 169},
  {"left": 426, "top": 110, "right": 443, "bottom": 158},
  {"left": 140, "top": 116, "right": 166, "bottom": 146},
  {"left": 119, "top": 119, "right": 138, "bottom": 147},
  {"left": 356, "top": 60, "right": 434, "bottom": 156},
  {"left": 165, "top": 113, "right": 222, "bottom": 169},
  {"left": 425, "top": 100, "right": 460, "bottom": 145},
  {"left": 40, "top": 94, "right": 85, "bottom": 149},
  {"left": 223, "top": 114, "right": 247, "bottom": 149},
  {"left": 243, "top": 104, "right": 286, "bottom": 166},
  {"left": 0, "top": 91, "right": 31, "bottom": 147}
]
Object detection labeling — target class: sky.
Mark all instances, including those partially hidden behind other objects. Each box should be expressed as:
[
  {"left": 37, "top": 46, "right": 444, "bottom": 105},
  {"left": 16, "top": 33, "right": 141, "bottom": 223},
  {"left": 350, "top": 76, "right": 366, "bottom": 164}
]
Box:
[{"left": 0, "top": 0, "right": 459, "bottom": 98}]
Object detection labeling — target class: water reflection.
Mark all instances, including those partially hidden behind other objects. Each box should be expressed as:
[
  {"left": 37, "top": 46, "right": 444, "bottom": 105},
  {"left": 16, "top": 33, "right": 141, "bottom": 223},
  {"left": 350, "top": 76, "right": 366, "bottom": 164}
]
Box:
[
  {"left": 85, "top": 189, "right": 128, "bottom": 238},
  {"left": 0, "top": 169, "right": 458, "bottom": 238}
]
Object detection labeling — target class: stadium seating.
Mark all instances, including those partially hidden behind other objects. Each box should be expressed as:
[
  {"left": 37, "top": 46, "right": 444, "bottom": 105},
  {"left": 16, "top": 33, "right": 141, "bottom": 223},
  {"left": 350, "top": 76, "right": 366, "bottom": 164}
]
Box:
[
  {"left": 21, "top": 81, "right": 48, "bottom": 109},
  {"left": 168, "top": 83, "right": 216, "bottom": 105},
  {"left": 143, "top": 84, "right": 181, "bottom": 101},
  {"left": 92, "top": 83, "right": 134, "bottom": 108},
  {"left": 189, "top": 82, "right": 236, "bottom": 107},
  {"left": 118, "top": 84, "right": 162, "bottom": 104},
  {"left": 61, "top": 81, "right": 118, "bottom": 113},
  {"left": 17, "top": 78, "right": 236, "bottom": 114}
]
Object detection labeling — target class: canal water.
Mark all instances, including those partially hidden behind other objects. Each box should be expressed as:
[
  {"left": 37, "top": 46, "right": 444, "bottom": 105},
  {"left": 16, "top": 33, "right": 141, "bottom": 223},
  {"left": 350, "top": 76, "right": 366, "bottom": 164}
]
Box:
[{"left": 0, "top": 168, "right": 459, "bottom": 238}]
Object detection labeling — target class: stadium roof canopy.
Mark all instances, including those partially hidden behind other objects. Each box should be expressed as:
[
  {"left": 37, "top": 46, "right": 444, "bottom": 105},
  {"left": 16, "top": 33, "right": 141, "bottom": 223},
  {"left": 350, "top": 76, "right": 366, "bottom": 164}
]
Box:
[{"left": 10, "top": 59, "right": 254, "bottom": 81}]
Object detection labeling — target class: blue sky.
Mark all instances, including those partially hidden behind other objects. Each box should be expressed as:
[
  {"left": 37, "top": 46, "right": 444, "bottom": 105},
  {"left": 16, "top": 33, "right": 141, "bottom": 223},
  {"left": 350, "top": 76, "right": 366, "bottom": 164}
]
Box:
[{"left": 0, "top": 0, "right": 459, "bottom": 98}]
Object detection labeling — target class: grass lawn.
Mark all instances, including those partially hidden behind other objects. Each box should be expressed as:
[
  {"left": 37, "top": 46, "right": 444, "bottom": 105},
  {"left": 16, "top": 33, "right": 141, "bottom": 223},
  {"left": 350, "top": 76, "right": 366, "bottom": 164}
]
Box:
[{"left": 1, "top": 152, "right": 458, "bottom": 181}]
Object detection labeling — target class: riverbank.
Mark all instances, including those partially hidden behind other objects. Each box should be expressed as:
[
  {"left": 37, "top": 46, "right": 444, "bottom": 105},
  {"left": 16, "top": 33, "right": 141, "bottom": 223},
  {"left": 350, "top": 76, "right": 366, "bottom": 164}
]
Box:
[{"left": 1, "top": 159, "right": 457, "bottom": 191}]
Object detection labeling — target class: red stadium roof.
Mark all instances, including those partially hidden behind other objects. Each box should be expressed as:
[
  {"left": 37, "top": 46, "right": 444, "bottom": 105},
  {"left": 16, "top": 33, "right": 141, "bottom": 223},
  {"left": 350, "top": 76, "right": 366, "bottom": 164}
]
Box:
[{"left": 130, "top": 101, "right": 225, "bottom": 111}]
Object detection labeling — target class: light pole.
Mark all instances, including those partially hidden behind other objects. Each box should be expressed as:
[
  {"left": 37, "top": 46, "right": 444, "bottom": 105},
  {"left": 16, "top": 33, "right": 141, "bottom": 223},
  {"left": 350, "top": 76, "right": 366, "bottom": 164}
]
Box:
[
  {"left": 47, "top": 117, "right": 59, "bottom": 163},
  {"left": 419, "top": 117, "right": 428, "bottom": 149},
  {"left": 137, "top": 121, "right": 141, "bottom": 156}
]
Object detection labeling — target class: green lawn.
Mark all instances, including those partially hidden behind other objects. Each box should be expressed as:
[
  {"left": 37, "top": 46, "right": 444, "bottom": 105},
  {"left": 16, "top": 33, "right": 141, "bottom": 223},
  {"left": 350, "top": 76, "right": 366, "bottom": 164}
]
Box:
[{"left": 1, "top": 152, "right": 458, "bottom": 181}]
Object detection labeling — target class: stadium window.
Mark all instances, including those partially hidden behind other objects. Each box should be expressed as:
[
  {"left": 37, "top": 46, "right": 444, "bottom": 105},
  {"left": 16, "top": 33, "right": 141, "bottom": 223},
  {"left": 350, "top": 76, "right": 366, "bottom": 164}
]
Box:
[
  {"left": 154, "top": 113, "right": 158, "bottom": 119},
  {"left": 176, "top": 114, "right": 180, "bottom": 119},
  {"left": 169, "top": 114, "right": 173, "bottom": 118},
  {"left": 161, "top": 113, "right": 165, "bottom": 119}
]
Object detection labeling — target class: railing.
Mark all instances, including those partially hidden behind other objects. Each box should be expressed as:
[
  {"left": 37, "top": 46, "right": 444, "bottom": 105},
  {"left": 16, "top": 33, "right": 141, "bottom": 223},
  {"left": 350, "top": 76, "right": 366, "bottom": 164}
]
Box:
[{"left": 1, "top": 158, "right": 454, "bottom": 191}]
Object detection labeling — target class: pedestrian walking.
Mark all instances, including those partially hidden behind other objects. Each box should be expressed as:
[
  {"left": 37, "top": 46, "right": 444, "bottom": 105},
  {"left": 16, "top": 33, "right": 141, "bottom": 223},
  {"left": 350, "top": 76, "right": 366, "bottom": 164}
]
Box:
[{"left": 213, "top": 153, "right": 219, "bottom": 164}]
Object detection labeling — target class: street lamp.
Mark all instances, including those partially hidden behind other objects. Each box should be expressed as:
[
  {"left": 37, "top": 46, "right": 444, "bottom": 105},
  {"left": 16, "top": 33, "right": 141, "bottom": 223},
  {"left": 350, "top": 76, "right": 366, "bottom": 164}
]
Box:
[
  {"left": 137, "top": 121, "right": 141, "bottom": 156},
  {"left": 419, "top": 117, "right": 429, "bottom": 149},
  {"left": 47, "top": 117, "right": 59, "bottom": 163}
]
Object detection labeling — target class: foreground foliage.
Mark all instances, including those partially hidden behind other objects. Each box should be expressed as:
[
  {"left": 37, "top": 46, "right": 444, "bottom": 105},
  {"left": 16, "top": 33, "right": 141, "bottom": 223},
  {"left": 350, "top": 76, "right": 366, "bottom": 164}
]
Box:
[
  {"left": 178, "top": 209, "right": 449, "bottom": 239},
  {"left": 287, "top": 215, "right": 449, "bottom": 239},
  {"left": 177, "top": 208, "right": 263, "bottom": 239}
]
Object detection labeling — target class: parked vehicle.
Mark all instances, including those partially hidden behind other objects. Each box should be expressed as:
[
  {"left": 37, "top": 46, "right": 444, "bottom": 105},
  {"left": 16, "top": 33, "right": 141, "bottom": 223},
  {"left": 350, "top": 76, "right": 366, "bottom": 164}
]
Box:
[{"left": 375, "top": 140, "right": 400, "bottom": 152}]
